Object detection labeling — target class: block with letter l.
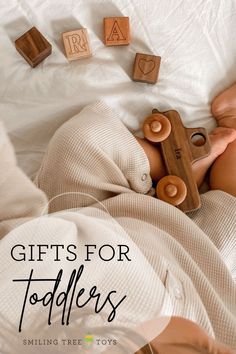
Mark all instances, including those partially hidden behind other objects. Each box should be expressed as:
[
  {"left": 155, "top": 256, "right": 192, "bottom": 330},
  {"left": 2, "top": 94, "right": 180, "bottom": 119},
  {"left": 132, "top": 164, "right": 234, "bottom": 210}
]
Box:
[{"left": 15, "top": 27, "right": 52, "bottom": 67}]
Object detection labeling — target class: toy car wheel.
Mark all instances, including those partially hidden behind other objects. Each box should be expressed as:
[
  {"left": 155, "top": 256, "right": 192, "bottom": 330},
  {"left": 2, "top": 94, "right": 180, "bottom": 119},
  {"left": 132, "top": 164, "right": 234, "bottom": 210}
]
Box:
[
  {"left": 143, "top": 114, "right": 171, "bottom": 143},
  {"left": 156, "top": 175, "right": 187, "bottom": 206}
]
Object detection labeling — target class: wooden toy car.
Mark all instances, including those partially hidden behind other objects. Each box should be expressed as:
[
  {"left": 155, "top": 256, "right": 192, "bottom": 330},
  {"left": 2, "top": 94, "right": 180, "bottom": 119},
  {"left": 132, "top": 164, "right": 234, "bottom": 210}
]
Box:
[{"left": 142, "top": 108, "right": 211, "bottom": 213}]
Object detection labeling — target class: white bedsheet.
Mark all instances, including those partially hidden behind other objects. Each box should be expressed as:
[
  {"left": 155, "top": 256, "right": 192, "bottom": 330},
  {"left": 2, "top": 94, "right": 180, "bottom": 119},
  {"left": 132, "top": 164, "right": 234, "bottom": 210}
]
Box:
[{"left": 1, "top": 0, "right": 236, "bottom": 178}]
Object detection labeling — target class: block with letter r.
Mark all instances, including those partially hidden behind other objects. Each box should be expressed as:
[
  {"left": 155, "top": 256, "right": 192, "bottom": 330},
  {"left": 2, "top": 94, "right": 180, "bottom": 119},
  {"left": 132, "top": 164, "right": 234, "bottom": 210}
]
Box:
[{"left": 62, "top": 29, "right": 92, "bottom": 61}]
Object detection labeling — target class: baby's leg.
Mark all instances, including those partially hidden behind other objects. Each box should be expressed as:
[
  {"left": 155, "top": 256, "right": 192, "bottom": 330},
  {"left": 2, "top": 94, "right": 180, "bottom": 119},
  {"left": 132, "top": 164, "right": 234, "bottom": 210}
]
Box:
[
  {"left": 136, "top": 128, "right": 236, "bottom": 187},
  {"left": 210, "top": 84, "right": 236, "bottom": 197}
]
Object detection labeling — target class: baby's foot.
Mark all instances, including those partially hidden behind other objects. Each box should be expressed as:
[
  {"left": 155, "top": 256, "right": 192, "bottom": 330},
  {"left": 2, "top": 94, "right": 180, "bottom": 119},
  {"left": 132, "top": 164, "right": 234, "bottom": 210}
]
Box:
[
  {"left": 211, "top": 83, "right": 236, "bottom": 129},
  {"left": 192, "top": 127, "right": 236, "bottom": 186}
]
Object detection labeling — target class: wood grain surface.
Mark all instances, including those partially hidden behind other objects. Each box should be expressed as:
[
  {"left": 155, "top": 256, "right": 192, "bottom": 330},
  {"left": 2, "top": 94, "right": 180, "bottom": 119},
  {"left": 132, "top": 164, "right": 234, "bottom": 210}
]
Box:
[
  {"left": 15, "top": 27, "right": 52, "bottom": 68},
  {"left": 155, "top": 109, "right": 211, "bottom": 212},
  {"left": 62, "top": 29, "right": 92, "bottom": 61},
  {"left": 104, "top": 17, "right": 130, "bottom": 46},
  {"left": 133, "top": 53, "right": 161, "bottom": 84}
]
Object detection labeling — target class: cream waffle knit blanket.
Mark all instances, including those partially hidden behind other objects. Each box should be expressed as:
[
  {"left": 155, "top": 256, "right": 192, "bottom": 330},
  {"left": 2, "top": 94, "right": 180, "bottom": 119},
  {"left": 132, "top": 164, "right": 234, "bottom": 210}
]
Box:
[{"left": 0, "top": 102, "right": 235, "bottom": 349}]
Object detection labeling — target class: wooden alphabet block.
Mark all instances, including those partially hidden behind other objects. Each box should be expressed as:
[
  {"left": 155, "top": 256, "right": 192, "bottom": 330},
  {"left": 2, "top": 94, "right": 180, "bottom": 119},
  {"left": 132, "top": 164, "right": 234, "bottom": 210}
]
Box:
[
  {"left": 133, "top": 53, "right": 161, "bottom": 84},
  {"left": 62, "top": 29, "right": 92, "bottom": 61},
  {"left": 104, "top": 17, "right": 130, "bottom": 46},
  {"left": 15, "top": 27, "right": 52, "bottom": 68}
]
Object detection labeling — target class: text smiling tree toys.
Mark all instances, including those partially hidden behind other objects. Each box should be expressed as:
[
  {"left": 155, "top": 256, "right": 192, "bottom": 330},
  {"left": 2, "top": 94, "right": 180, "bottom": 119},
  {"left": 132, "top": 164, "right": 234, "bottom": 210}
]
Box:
[{"left": 143, "top": 109, "right": 211, "bottom": 213}]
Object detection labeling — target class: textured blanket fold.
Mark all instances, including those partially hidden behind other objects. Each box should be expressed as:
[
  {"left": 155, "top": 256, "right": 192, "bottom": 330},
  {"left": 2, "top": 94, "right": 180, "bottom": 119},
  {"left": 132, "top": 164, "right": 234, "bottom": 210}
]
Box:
[{"left": 0, "top": 102, "right": 235, "bottom": 349}]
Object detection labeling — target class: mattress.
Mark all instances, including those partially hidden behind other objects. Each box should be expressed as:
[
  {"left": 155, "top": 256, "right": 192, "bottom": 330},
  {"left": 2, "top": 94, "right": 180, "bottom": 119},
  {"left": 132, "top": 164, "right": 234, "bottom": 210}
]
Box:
[{"left": 1, "top": 0, "right": 236, "bottom": 179}]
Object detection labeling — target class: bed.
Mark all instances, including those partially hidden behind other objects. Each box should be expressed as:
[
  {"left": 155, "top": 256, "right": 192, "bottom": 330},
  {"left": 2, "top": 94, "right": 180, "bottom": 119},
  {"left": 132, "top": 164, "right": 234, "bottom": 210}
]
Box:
[
  {"left": 1, "top": 1, "right": 236, "bottom": 353},
  {"left": 1, "top": 0, "right": 236, "bottom": 179}
]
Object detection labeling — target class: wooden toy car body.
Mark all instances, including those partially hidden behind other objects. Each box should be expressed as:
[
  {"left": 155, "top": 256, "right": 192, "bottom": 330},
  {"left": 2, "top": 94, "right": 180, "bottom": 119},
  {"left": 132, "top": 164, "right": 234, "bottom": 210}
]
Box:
[{"left": 143, "top": 108, "right": 211, "bottom": 213}]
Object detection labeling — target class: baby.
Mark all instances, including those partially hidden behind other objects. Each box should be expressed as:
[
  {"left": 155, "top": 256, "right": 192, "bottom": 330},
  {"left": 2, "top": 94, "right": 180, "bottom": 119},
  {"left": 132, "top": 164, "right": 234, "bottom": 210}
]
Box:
[
  {"left": 26, "top": 84, "right": 236, "bottom": 353},
  {"left": 1, "top": 84, "right": 236, "bottom": 354}
]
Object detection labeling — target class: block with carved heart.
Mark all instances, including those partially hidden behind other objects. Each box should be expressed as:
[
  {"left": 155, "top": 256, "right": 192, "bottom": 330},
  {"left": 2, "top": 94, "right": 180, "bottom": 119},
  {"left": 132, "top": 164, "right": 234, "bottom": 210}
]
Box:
[
  {"left": 133, "top": 53, "right": 161, "bottom": 84},
  {"left": 62, "top": 29, "right": 92, "bottom": 61}
]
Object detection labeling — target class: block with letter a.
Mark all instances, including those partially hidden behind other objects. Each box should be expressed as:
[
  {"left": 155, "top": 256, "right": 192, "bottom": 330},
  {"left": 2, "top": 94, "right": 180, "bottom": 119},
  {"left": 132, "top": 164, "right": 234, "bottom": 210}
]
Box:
[
  {"left": 62, "top": 29, "right": 92, "bottom": 61},
  {"left": 104, "top": 17, "right": 130, "bottom": 46}
]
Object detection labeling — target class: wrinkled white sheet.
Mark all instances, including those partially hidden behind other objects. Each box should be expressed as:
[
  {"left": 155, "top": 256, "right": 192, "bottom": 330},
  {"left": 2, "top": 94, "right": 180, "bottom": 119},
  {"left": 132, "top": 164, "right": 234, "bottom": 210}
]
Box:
[{"left": 1, "top": 0, "right": 236, "bottom": 178}]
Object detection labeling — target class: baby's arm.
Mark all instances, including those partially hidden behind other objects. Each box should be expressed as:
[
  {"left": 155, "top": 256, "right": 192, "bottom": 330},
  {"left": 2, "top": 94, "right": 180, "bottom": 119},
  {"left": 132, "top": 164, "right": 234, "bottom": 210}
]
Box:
[
  {"left": 135, "top": 136, "right": 167, "bottom": 181},
  {"left": 210, "top": 81, "right": 236, "bottom": 197},
  {"left": 0, "top": 122, "right": 48, "bottom": 238}
]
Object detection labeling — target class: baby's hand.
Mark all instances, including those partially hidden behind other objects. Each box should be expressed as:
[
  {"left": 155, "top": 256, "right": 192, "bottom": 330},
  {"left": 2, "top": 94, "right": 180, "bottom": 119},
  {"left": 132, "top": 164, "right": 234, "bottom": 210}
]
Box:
[
  {"left": 103, "top": 317, "right": 235, "bottom": 354},
  {"left": 149, "top": 317, "right": 235, "bottom": 354}
]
